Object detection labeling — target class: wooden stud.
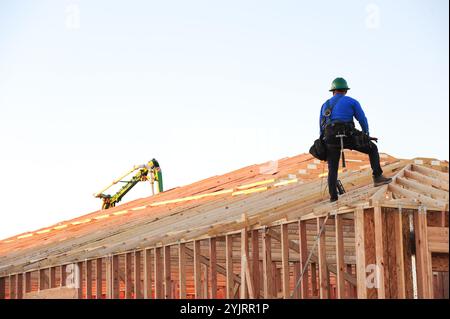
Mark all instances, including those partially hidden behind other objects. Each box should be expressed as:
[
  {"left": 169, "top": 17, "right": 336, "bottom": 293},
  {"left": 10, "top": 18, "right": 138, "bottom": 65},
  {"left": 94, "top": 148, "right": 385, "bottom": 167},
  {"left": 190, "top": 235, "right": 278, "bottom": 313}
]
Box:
[
  {"left": 178, "top": 243, "right": 186, "bottom": 299},
  {"left": 134, "top": 251, "right": 142, "bottom": 299},
  {"left": 38, "top": 269, "right": 47, "bottom": 291},
  {"left": 317, "top": 217, "right": 329, "bottom": 299},
  {"left": 105, "top": 257, "right": 112, "bottom": 299},
  {"left": 60, "top": 265, "right": 67, "bottom": 287},
  {"left": 194, "top": 240, "right": 202, "bottom": 298},
  {"left": 144, "top": 249, "right": 152, "bottom": 299},
  {"left": 112, "top": 255, "right": 120, "bottom": 299},
  {"left": 373, "top": 205, "right": 386, "bottom": 299},
  {"left": 0, "top": 277, "right": 5, "bottom": 299},
  {"left": 414, "top": 207, "right": 433, "bottom": 298},
  {"left": 77, "top": 262, "right": 83, "bottom": 299},
  {"left": 164, "top": 246, "right": 172, "bottom": 299},
  {"left": 240, "top": 228, "right": 249, "bottom": 299},
  {"left": 262, "top": 229, "right": 273, "bottom": 298},
  {"left": 9, "top": 275, "right": 16, "bottom": 299},
  {"left": 346, "top": 265, "right": 356, "bottom": 298},
  {"left": 96, "top": 258, "right": 103, "bottom": 299},
  {"left": 49, "top": 267, "right": 56, "bottom": 288},
  {"left": 24, "top": 272, "right": 31, "bottom": 294},
  {"left": 354, "top": 208, "right": 367, "bottom": 299},
  {"left": 15, "top": 275, "right": 22, "bottom": 299},
  {"left": 311, "top": 264, "right": 318, "bottom": 296},
  {"left": 85, "top": 260, "right": 92, "bottom": 299},
  {"left": 225, "top": 235, "right": 234, "bottom": 299},
  {"left": 154, "top": 247, "right": 163, "bottom": 299},
  {"left": 281, "top": 224, "right": 290, "bottom": 299},
  {"left": 394, "top": 208, "right": 406, "bottom": 298},
  {"left": 251, "top": 230, "right": 260, "bottom": 298},
  {"left": 298, "top": 220, "right": 309, "bottom": 299},
  {"left": 335, "top": 214, "right": 345, "bottom": 299},
  {"left": 209, "top": 238, "right": 217, "bottom": 298},
  {"left": 125, "top": 253, "right": 132, "bottom": 299}
]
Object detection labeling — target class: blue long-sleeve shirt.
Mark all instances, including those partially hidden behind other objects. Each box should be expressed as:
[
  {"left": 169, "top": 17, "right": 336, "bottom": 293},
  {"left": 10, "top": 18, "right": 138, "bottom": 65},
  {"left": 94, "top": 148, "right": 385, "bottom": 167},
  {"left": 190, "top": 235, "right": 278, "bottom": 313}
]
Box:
[{"left": 319, "top": 94, "right": 369, "bottom": 135}]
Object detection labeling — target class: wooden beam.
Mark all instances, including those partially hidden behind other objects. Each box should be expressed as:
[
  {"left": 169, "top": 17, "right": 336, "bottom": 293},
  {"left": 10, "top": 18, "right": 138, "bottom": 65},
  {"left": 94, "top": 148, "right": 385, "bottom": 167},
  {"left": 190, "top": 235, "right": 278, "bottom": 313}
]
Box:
[
  {"left": 405, "top": 169, "right": 449, "bottom": 192},
  {"left": 251, "top": 230, "right": 260, "bottom": 299},
  {"left": 105, "top": 257, "right": 112, "bottom": 298},
  {"left": 394, "top": 208, "right": 406, "bottom": 299},
  {"left": 335, "top": 214, "right": 346, "bottom": 299},
  {"left": 178, "top": 243, "right": 186, "bottom": 299},
  {"left": 280, "top": 223, "right": 290, "bottom": 299},
  {"left": 427, "top": 227, "right": 449, "bottom": 253},
  {"left": 125, "top": 253, "right": 132, "bottom": 299},
  {"left": 85, "top": 260, "right": 92, "bottom": 299},
  {"left": 0, "top": 277, "right": 5, "bottom": 299},
  {"left": 354, "top": 208, "right": 367, "bottom": 299},
  {"left": 414, "top": 207, "right": 433, "bottom": 298},
  {"left": 112, "top": 255, "right": 120, "bottom": 299},
  {"left": 77, "top": 262, "right": 83, "bottom": 299},
  {"left": 240, "top": 227, "right": 249, "bottom": 299},
  {"left": 412, "top": 164, "right": 449, "bottom": 182},
  {"left": 373, "top": 205, "right": 386, "bottom": 299},
  {"left": 144, "top": 249, "right": 152, "bottom": 299},
  {"left": 388, "top": 183, "right": 446, "bottom": 209},
  {"left": 346, "top": 265, "right": 356, "bottom": 298},
  {"left": 96, "top": 258, "right": 103, "bottom": 299},
  {"left": 298, "top": 220, "right": 309, "bottom": 299},
  {"left": 311, "top": 263, "right": 318, "bottom": 296},
  {"left": 397, "top": 176, "right": 448, "bottom": 200},
  {"left": 154, "top": 247, "right": 163, "bottom": 299},
  {"left": 209, "top": 238, "right": 217, "bottom": 299},
  {"left": 134, "top": 251, "right": 142, "bottom": 299},
  {"left": 262, "top": 229, "right": 273, "bottom": 299},
  {"left": 225, "top": 234, "right": 234, "bottom": 299},
  {"left": 317, "top": 217, "right": 329, "bottom": 299},
  {"left": 266, "top": 227, "right": 356, "bottom": 285},
  {"left": 9, "top": 275, "right": 16, "bottom": 299},
  {"left": 163, "top": 246, "right": 172, "bottom": 299},
  {"left": 194, "top": 240, "right": 202, "bottom": 298},
  {"left": 14, "top": 275, "right": 21, "bottom": 299},
  {"left": 49, "top": 267, "right": 57, "bottom": 289},
  {"left": 38, "top": 269, "right": 47, "bottom": 291},
  {"left": 24, "top": 272, "right": 31, "bottom": 294},
  {"left": 60, "top": 265, "right": 66, "bottom": 287}
]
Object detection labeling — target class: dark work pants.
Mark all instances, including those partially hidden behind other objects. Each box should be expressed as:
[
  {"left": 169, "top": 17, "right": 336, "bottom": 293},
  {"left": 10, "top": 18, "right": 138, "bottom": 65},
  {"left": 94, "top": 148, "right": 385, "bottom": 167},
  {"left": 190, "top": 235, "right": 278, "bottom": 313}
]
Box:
[{"left": 325, "top": 137, "right": 383, "bottom": 200}]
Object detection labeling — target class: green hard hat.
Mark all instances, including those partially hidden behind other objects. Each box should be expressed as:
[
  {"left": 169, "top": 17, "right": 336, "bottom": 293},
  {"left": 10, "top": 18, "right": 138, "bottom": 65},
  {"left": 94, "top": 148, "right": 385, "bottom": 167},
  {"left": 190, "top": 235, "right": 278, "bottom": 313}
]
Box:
[{"left": 329, "top": 77, "right": 350, "bottom": 91}]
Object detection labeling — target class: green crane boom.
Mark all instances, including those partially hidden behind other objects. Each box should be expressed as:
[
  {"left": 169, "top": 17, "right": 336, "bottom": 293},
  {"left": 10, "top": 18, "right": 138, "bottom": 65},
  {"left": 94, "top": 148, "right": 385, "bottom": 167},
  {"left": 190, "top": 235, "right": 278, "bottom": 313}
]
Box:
[{"left": 94, "top": 158, "right": 163, "bottom": 210}]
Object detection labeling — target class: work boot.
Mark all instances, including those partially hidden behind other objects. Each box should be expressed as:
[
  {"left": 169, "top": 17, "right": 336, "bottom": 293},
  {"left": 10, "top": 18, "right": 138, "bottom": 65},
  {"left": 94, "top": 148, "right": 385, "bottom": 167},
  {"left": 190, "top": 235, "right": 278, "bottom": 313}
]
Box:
[
  {"left": 373, "top": 175, "right": 392, "bottom": 187},
  {"left": 330, "top": 197, "right": 338, "bottom": 203}
]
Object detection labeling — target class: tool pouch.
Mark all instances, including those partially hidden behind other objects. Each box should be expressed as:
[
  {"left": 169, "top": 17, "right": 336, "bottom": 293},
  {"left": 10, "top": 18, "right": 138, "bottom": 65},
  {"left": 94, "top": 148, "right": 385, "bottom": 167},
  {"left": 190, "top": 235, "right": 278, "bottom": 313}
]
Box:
[
  {"left": 309, "top": 137, "right": 327, "bottom": 161},
  {"left": 352, "top": 129, "right": 371, "bottom": 148}
]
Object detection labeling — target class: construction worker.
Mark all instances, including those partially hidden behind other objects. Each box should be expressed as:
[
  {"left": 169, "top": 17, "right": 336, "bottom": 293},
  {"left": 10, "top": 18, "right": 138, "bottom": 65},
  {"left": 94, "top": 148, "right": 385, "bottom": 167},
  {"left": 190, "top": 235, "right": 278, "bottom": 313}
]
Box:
[{"left": 320, "top": 77, "right": 392, "bottom": 202}]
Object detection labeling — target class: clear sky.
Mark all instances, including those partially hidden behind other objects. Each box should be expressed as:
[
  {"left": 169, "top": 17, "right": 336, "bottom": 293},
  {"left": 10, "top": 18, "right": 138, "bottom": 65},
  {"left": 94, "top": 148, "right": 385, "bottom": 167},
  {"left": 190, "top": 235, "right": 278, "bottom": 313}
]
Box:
[{"left": 0, "top": 0, "right": 448, "bottom": 240}]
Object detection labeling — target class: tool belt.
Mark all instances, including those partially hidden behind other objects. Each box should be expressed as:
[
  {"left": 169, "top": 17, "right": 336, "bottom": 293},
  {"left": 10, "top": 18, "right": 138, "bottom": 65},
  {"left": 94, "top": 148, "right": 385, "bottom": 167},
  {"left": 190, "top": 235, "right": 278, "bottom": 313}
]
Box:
[
  {"left": 323, "top": 122, "right": 355, "bottom": 140},
  {"left": 323, "top": 122, "right": 371, "bottom": 148}
]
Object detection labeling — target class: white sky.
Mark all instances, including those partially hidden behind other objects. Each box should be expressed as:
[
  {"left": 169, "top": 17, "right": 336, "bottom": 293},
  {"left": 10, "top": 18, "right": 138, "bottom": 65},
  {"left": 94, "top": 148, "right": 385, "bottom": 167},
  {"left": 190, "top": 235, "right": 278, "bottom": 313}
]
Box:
[{"left": 0, "top": 0, "right": 448, "bottom": 240}]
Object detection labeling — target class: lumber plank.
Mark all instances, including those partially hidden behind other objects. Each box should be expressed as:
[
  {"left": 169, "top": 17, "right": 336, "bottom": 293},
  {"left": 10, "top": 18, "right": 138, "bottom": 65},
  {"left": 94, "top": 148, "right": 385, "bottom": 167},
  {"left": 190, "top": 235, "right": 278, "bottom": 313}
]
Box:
[
  {"left": 96, "top": 258, "right": 103, "bottom": 299},
  {"left": 373, "top": 205, "right": 385, "bottom": 298},
  {"left": 298, "top": 220, "right": 309, "bottom": 299},
  {"left": 134, "top": 251, "right": 142, "bottom": 299},
  {"left": 335, "top": 214, "right": 345, "bottom": 299},
  {"left": 154, "top": 247, "right": 163, "bottom": 299},
  {"left": 280, "top": 224, "right": 290, "bottom": 299},
  {"left": 178, "top": 243, "right": 186, "bottom": 299},
  {"left": 144, "top": 248, "right": 152, "bottom": 299},
  {"left": 163, "top": 246, "right": 172, "bottom": 299},
  {"left": 262, "top": 230, "right": 273, "bottom": 298},
  {"left": 225, "top": 235, "right": 234, "bottom": 299},
  {"left": 209, "top": 238, "right": 217, "bottom": 298},
  {"left": 85, "top": 260, "right": 92, "bottom": 299}
]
